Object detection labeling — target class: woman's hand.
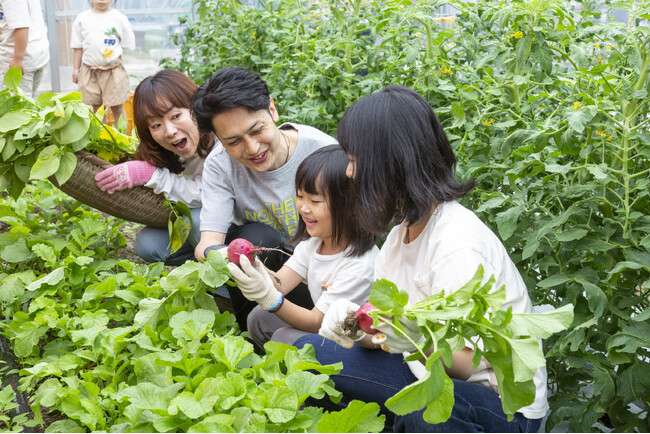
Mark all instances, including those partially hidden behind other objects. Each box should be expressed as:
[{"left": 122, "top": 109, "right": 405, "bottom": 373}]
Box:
[
  {"left": 95, "top": 161, "right": 157, "bottom": 194},
  {"left": 373, "top": 316, "right": 423, "bottom": 354},
  {"left": 227, "top": 255, "right": 282, "bottom": 311},
  {"left": 319, "top": 299, "right": 365, "bottom": 348}
]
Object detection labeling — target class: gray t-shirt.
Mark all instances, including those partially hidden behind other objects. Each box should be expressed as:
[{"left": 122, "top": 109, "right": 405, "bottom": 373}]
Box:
[{"left": 200, "top": 123, "right": 336, "bottom": 241}]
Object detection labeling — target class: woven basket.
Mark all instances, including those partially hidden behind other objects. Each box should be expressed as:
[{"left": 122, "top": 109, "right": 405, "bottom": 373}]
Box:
[{"left": 49, "top": 151, "right": 171, "bottom": 228}]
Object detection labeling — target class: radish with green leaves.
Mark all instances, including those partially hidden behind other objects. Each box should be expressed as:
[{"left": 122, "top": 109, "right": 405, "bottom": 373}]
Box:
[{"left": 226, "top": 238, "right": 290, "bottom": 267}]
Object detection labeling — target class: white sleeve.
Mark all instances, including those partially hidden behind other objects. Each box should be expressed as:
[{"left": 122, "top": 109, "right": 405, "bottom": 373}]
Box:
[
  {"left": 144, "top": 168, "right": 202, "bottom": 208},
  {"left": 314, "top": 259, "right": 374, "bottom": 314},
  {"left": 4, "top": 1, "right": 29, "bottom": 29},
  {"left": 70, "top": 16, "right": 83, "bottom": 49},
  {"left": 283, "top": 240, "right": 310, "bottom": 279},
  {"left": 119, "top": 14, "right": 136, "bottom": 51}
]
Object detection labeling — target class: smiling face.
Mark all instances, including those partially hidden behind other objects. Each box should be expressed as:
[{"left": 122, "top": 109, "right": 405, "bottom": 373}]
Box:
[
  {"left": 147, "top": 107, "right": 200, "bottom": 160},
  {"left": 211, "top": 102, "right": 286, "bottom": 172},
  {"left": 91, "top": 0, "right": 112, "bottom": 12},
  {"left": 296, "top": 186, "right": 333, "bottom": 245}
]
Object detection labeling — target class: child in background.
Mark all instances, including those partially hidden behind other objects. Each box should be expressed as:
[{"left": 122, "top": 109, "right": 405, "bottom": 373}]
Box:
[
  {"left": 227, "top": 145, "right": 379, "bottom": 348},
  {"left": 71, "top": 0, "right": 134, "bottom": 125},
  {"left": 0, "top": 0, "right": 50, "bottom": 97}
]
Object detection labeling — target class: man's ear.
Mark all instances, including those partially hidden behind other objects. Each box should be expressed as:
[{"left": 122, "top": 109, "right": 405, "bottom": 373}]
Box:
[{"left": 268, "top": 98, "right": 280, "bottom": 122}]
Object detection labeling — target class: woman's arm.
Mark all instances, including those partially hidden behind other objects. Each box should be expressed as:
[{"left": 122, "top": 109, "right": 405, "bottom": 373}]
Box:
[
  {"left": 273, "top": 302, "right": 325, "bottom": 334},
  {"left": 145, "top": 169, "right": 202, "bottom": 208}
]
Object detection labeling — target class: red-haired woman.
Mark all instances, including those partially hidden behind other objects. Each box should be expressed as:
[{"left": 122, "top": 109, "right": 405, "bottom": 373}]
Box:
[{"left": 95, "top": 69, "right": 216, "bottom": 265}]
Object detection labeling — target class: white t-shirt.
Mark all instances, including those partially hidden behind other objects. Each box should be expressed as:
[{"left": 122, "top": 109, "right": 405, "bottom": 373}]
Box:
[
  {"left": 374, "top": 200, "right": 548, "bottom": 420},
  {"left": 145, "top": 152, "right": 205, "bottom": 209},
  {"left": 0, "top": 0, "right": 50, "bottom": 71},
  {"left": 285, "top": 237, "right": 379, "bottom": 314},
  {"left": 70, "top": 9, "right": 135, "bottom": 67}
]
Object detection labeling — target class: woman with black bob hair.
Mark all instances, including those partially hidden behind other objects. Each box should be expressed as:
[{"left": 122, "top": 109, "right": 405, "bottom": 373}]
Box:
[{"left": 295, "top": 85, "right": 547, "bottom": 432}]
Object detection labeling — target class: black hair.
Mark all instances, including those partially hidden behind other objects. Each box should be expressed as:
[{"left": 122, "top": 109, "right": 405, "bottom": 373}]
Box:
[
  {"left": 190, "top": 66, "right": 271, "bottom": 135},
  {"left": 291, "top": 145, "right": 377, "bottom": 257},
  {"left": 337, "top": 85, "right": 475, "bottom": 235}
]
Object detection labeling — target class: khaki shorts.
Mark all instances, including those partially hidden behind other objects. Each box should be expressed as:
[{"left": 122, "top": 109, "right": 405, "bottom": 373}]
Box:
[{"left": 78, "top": 57, "right": 130, "bottom": 107}]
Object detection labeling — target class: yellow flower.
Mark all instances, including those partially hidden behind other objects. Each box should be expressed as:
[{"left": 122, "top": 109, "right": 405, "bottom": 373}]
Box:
[
  {"left": 416, "top": 32, "right": 421, "bottom": 36},
  {"left": 434, "top": 16, "right": 456, "bottom": 24},
  {"left": 595, "top": 130, "right": 606, "bottom": 137},
  {"left": 418, "top": 39, "right": 423, "bottom": 43},
  {"left": 482, "top": 118, "right": 495, "bottom": 126},
  {"left": 607, "top": 135, "right": 613, "bottom": 141},
  {"left": 597, "top": 56, "right": 602, "bottom": 62},
  {"left": 439, "top": 65, "right": 452, "bottom": 74},
  {"left": 594, "top": 43, "right": 600, "bottom": 48},
  {"left": 606, "top": 45, "right": 611, "bottom": 51},
  {"left": 102, "top": 48, "right": 114, "bottom": 58},
  {"left": 573, "top": 101, "right": 583, "bottom": 110},
  {"left": 508, "top": 31, "right": 524, "bottom": 39}
]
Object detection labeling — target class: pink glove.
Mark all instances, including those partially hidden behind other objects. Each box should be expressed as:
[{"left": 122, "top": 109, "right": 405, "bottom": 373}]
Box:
[{"left": 94, "top": 160, "right": 157, "bottom": 194}]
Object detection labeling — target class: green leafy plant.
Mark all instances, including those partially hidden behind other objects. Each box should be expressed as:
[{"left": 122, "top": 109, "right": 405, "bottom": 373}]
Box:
[
  {"left": 166, "top": 0, "right": 650, "bottom": 429},
  {"left": 0, "top": 67, "right": 137, "bottom": 198},
  {"left": 363, "top": 266, "right": 573, "bottom": 423}
]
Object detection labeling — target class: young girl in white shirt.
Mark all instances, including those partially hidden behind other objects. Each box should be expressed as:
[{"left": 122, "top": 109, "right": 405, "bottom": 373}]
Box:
[{"left": 227, "top": 145, "right": 379, "bottom": 348}]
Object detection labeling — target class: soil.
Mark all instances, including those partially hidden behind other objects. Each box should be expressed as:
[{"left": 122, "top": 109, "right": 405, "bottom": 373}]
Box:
[{"left": 341, "top": 313, "right": 361, "bottom": 336}]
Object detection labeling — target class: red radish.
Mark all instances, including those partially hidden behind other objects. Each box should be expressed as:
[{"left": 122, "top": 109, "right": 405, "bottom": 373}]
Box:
[
  {"left": 226, "top": 238, "right": 291, "bottom": 267},
  {"left": 355, "top": 302, "right": 379, "bottom": 334},
  {"left": 227, "top": 238, "right": 258, "bottom": 267}
]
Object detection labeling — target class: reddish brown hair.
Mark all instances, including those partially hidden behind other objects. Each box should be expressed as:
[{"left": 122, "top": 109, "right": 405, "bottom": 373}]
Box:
[{"left": 133, "top": 69, "right": 213, "bottom": 173}]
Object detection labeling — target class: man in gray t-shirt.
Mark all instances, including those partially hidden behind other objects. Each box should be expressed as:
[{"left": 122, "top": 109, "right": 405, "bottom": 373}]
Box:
[{"left": 189, "top": 66, "right": 336, "bottom": 331}]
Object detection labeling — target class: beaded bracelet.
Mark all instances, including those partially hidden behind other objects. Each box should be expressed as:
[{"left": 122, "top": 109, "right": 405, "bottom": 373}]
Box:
[{"left": 267, "top": 294, "right": 285, "bottom": 313}]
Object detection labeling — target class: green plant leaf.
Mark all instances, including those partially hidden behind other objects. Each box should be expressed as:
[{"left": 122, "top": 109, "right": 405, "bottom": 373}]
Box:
[
  {"left": 507, "top": 304, "right": 574, "bottom": 338},
  {"left": 30, "top": 145, "right": 61, "bottom": 180},
  {"left": 26, "top": 267, "right": 65, "bottom": 290},
  {"left": 251, "top": 386, "right": 299, "bottom": 424},
  {"left": 317, "top": 400, "right": 384, "bottom": 433},
  {"left": 134, "top": 297, "right": 167, "bottom": 329},
  {"left": 168, "top": 378, "right": 220, "bottom": 419},
  {"left": 369, "top": 279, "right": 409, "bottom": 315},
  {"left": 0, "top": 110, "right": 32, "bottom": 133},
  {"left": 3, "top": 66, "right": 22, "bottom": 90},
  {"left": 54, "top": 151, "right": 77, "bottom": 185},
  {"left": 385, "top": 358, "right": 448, "bottom": 415},
  {"left": 1, "top": 239, "right": 33, "bottom": 263},
  {"left": 169, "top": 309, "right": 215, "bottom": 341},
  {"left": 58, "top": 114, "right": 90, "bottom": 145},
  {"left": 199, "top": 250, "right": 230, "bottom": 288},
  {"left": 218, "top": 372, "right": 246, "bottom": 410}
]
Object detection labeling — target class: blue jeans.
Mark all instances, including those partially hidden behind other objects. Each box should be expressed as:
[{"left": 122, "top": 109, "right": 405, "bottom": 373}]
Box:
[
  {"left": 134, "top": 207, "right": 202, "bottom": 266},
  {"left": 294, "top": 334, "right": 542, "bottom": 433}
]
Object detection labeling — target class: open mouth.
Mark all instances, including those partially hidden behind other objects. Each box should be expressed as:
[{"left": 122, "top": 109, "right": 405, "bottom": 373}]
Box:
[
  {"left": 303, "top": 218, "right": 317, "bottom": 227},
  {"left": 172, "top": 138, "right": 188, "bottom": 151},
  {"left": 250, "top": 150, "right": 268, "bottom": 163}
]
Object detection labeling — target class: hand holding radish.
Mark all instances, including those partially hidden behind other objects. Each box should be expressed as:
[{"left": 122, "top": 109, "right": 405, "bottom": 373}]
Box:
[
  {"left": 319, "top": 299, "right": 366, "bottom": 348},
  {"left": 226, "top": 254, "right": 282, "bottom": 311},
  {"left": 373, "top": 316, "right": 423, "bottom": 354}
]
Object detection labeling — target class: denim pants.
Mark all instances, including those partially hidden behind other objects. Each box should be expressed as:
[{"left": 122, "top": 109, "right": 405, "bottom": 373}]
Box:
[
  {"left": 294, "top": 334, "right": 542, "bottom": 433},
  {"left": 134, "top": 207, "right": 202, "bottom": 266}
]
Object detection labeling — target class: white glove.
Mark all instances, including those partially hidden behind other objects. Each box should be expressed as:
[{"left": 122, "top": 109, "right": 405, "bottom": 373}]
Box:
[
  {"left": 227, "top": 255, "right": 282, "bottom": 311},
  {"left": 319, "top": 299, "right": 366, "bottom": 349},
  {"left": 373, "top": 316, "right": 423, "bottom": 354}
]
